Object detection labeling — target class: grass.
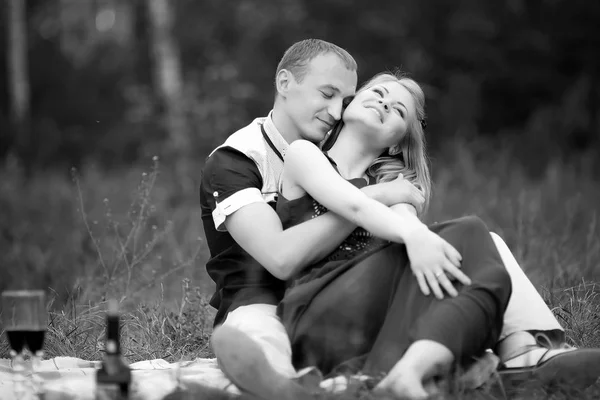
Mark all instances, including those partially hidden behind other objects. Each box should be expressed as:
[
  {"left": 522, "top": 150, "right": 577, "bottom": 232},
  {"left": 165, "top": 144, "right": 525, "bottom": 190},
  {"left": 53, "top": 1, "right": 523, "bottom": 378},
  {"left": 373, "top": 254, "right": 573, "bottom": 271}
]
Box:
[
  {"left": 0, "top": 139, "right": 599, "bottom": 399},
  {"left": 0, "top": 155, "right": 214, "bottom": 362}
]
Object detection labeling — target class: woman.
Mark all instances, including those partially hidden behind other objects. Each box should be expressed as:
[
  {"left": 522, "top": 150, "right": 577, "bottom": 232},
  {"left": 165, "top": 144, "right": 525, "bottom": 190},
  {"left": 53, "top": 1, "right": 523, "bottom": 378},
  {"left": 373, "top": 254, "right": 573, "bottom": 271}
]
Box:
[{"left": 275, "top": 71, "right": 512, "bottom": 399}]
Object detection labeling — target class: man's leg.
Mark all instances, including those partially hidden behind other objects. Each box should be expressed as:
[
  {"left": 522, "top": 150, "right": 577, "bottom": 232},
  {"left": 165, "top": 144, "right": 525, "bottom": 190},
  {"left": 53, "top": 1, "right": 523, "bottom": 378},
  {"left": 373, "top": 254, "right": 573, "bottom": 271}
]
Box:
[
  {"left": 212, "top": 304, "right": 315, "bottom": 400},
  {"left": 220, "top": 304, "right": 296, "bottom": 377}
]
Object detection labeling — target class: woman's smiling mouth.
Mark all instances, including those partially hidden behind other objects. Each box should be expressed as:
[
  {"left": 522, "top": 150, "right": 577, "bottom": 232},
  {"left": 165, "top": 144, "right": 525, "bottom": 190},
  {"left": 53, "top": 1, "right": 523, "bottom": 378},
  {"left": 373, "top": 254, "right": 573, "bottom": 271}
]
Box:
[{"left": 365, "top": 105, "right": 383, "bottom": 122}]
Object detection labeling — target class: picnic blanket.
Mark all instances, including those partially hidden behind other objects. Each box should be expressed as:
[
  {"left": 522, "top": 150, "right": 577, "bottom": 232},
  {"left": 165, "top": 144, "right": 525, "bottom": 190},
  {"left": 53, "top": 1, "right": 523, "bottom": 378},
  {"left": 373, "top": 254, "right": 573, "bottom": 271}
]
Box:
[
  {"left": 0, "top": 352, "right": 501, "bottom": 399},
  {"left": 0, "top": 356, "right": 369, "bottom": 400},
  {"left": 0, "top": 357, "right": 239, "bottom": 399}
]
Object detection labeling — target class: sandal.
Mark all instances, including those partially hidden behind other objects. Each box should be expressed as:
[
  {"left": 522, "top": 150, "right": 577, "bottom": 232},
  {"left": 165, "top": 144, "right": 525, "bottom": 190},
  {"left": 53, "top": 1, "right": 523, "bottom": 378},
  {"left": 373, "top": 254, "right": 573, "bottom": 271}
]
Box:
[{"left": 498, "top": 332, "right": 600, "bottom": 388}]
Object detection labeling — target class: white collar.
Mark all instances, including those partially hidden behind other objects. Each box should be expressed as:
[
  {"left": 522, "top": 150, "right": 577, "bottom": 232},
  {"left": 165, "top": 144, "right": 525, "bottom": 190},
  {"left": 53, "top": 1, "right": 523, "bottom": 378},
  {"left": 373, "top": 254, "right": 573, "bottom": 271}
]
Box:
[{"left": 261, "top": 111, "right": 289, "bottom": 160}]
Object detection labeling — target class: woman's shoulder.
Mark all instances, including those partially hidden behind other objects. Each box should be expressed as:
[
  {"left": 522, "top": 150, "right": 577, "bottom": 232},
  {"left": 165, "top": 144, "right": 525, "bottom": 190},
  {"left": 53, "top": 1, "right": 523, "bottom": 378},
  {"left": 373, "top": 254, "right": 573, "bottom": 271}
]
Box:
[
  {"left": 287, "top": 139, "right": 323, "bottom": 158},
  {"left": 285, "top": 140, "right": 332, "bottom": 181},
  {"left": 286, "top": 140, "right": 335, "bottom": 172}
]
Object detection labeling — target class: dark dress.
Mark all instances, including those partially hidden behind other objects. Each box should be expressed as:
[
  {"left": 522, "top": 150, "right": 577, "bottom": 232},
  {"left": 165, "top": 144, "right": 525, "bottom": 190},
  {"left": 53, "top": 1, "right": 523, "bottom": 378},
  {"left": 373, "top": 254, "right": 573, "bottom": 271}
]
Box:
[{"left": 276, "top": 177, "right": 512, "bottom": 378}]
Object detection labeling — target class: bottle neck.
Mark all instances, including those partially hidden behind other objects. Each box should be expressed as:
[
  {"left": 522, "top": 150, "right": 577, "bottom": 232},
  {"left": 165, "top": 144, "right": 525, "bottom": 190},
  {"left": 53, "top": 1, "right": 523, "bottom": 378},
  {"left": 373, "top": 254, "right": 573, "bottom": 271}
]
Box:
[{"left": 105, "top": 314, "right": 121, "bottom": 355}]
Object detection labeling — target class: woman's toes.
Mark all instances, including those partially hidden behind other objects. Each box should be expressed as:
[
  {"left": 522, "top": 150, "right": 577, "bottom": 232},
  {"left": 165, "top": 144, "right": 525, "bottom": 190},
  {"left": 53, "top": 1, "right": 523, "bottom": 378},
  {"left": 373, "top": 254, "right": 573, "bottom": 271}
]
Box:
[{"left": 374, "top": 372, "right": 429, "bottom": 400}]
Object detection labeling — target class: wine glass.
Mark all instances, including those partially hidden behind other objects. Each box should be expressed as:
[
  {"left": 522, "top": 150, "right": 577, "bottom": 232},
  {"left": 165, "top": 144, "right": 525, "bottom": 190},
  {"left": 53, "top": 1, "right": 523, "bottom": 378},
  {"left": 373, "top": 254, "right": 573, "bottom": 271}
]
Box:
[{"left": 2, "top": 290, "right": 47, "bottom": 397}]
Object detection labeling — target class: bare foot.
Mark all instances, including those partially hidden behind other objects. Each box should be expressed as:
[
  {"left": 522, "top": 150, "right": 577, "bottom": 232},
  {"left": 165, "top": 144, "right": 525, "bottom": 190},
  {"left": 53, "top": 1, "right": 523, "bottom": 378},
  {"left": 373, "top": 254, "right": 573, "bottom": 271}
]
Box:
[
  {"left": 374, "top": 369, "right": 429, "bottom": 400},
  {"left": 374, "top": 340, "right": 453, "bottom": 399}
]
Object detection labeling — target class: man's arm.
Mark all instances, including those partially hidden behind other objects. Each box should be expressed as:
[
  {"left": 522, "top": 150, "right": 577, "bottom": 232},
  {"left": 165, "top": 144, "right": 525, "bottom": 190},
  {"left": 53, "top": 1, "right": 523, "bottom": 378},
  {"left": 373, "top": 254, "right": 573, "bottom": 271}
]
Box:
[
  {"left": 225, "top": 201, "right": 356, "bottom": 280},
  {"left": 207, "top": 147, "right": 424, "bottom": 280},
  {"left": 226, "top": 181, "right": 422, "bottom": 280}
]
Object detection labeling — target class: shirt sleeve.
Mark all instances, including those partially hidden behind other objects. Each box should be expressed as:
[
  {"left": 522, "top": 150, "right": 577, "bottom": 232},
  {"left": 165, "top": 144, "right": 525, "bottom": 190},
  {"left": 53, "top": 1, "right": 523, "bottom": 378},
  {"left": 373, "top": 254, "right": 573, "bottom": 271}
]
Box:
[{"left": 201, "top": 147, "right": 264, "bottom": 231}]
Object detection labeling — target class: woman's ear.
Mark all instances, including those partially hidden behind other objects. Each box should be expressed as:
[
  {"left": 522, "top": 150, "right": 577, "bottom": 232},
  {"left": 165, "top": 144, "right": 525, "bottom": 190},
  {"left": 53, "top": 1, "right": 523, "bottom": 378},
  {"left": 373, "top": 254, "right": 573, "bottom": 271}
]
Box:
[
  {"left": 388, "top": 146, "right": 401, "bottom": 156},
  {"left": 382, "top": 146, "right": 405, "bottom": 162}
]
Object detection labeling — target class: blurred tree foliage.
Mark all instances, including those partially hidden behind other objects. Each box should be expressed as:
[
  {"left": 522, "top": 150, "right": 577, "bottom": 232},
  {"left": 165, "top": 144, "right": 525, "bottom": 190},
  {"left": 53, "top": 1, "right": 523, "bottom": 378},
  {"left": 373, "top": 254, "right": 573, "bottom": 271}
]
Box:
[{"left": 0, "top": 0, "right": 599, "bottom": 175}]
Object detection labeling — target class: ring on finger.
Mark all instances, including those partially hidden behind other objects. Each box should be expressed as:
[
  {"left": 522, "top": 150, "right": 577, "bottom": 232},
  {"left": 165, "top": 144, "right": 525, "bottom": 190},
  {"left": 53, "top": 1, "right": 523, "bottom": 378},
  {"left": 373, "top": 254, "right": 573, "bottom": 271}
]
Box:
[{"left": 435, "top": 271, "right": 444, "bottom": 279}]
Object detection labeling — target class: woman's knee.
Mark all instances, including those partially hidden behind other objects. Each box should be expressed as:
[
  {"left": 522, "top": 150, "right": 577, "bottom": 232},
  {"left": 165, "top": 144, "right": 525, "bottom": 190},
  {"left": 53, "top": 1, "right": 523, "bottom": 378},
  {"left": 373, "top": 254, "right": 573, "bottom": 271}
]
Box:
[
  {"left": 459, "top": 215, "right": 488, "bottom": 230},
  {"left": 489, "top": 231, "right": 502, "bottom": 243},
  {"left": 486, "top": 256, "right": 513, "bottom": 309},
  {"left": 452, "top": 215, "right": 490, "bottom": 240},
  {"left": 494, "top": 260, "right": 512, "bottom": 289}
]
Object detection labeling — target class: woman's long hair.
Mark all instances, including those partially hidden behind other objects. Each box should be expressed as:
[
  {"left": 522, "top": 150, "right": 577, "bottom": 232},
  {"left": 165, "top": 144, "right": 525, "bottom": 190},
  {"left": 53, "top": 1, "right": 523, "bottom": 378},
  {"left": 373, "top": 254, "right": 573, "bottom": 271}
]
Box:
[{"left": 322, "top": 71, "right": 432, "bottom": 215}]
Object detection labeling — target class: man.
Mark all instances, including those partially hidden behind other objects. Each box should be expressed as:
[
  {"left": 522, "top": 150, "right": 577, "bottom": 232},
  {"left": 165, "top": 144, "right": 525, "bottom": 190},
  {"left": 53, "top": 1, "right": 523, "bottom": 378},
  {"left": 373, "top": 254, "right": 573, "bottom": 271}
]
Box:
[{"left": 200, "top": 39, "right": 600, "bottom": 399}]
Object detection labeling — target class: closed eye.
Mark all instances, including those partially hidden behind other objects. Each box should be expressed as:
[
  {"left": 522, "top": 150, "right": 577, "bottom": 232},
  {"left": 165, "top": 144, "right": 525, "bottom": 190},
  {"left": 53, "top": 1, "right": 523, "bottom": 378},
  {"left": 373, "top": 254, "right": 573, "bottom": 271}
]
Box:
[
  {"left": 373, "top": 88, "right": 384, "bottom": 97},
  {"left": 394, "top": 107, "right": 405, "bottom": 118},
  {"left": 321, "top": 91, "right": 334, "bottom": 99}
]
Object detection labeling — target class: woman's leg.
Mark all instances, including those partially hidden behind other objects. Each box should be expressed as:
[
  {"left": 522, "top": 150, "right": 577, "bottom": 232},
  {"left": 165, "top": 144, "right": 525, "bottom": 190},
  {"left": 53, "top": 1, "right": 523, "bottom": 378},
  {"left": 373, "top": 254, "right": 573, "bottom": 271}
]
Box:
[
  {"left": 283, "top": 246, "right": 406, "bottom": 376},
  {"left": 285, "top": 216, "right": 511, "bottom": 398},
  {"left": 490, "top": 232, "right": 563, "bottom": 342},
  {"left": 490, "top": 233, "right": 600, "bottom": 388},
  {"left": 371, "top": 216, "right": 512, "bottom": 398},
  {"left": 489, "top": 232, "right": 569, "bottom": 365}
]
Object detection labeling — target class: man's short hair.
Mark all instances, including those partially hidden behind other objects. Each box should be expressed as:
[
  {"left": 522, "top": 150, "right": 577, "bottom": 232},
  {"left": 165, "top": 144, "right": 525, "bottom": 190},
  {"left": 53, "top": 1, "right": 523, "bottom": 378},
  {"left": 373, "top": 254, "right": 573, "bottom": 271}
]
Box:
[{"left": 275, "top": 39, "right": 357, "bottom": 83}]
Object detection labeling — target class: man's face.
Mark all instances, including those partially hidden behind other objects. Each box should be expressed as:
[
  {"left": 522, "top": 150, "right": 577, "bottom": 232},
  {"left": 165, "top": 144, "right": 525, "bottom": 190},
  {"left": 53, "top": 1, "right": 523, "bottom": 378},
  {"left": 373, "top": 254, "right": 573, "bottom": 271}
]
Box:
[{"left": 284, "top": 53, "right": 357, "bottom": 143}]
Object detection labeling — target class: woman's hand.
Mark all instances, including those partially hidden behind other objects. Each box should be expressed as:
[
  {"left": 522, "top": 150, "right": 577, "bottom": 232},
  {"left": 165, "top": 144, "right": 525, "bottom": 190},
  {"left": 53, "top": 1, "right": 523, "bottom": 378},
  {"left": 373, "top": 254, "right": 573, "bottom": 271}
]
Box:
[{"left": 403, "top": 225, "right": 471, "bottom": 299}]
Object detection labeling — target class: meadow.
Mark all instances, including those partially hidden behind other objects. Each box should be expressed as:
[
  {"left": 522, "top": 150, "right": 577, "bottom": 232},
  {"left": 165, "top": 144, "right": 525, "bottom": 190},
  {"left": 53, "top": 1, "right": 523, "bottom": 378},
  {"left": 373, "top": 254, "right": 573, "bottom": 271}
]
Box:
[{"left": 0, "top": 137, "right": 599, "bottom": 399}]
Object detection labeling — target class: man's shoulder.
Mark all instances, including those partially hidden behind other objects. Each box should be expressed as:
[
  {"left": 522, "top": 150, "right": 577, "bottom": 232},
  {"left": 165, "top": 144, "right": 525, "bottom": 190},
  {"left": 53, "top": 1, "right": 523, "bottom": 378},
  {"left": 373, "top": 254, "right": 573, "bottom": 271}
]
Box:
[
  {"left": 209, "top": 117, "right": 267, "bottom": 157},
  {"left": 200, "top": 117, "right": 268, "bottom": 196}
]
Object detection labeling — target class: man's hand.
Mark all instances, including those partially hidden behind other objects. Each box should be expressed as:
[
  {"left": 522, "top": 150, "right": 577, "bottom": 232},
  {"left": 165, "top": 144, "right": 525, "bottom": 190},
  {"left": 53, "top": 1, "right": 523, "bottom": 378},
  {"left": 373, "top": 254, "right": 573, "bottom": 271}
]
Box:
[
  {"left": 368, "top": 174, "right": 425, "bottom": 214},
  {"left": 403, "top": 225, "right": 470, "bottom": 299}
]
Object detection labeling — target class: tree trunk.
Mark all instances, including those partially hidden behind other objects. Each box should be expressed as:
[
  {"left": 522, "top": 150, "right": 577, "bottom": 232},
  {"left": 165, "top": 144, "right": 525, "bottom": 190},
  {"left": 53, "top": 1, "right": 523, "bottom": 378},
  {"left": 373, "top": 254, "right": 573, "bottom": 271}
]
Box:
[
  {"left": 146, "top": 0, "right": 191, "bottom": 193},
  {"left": 6, "top": 0, "right": 31, "bottom": 168}
]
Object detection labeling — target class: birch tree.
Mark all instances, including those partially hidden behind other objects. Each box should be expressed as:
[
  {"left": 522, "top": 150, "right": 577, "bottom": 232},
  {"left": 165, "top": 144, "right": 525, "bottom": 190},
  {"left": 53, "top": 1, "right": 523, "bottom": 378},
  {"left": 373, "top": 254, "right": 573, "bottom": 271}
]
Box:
[
  {"left": 6, "top": 0, "right": 31, "bottom": 165},
  {"left": 146, "top": 0, "right": 191, "bottom": 190}
]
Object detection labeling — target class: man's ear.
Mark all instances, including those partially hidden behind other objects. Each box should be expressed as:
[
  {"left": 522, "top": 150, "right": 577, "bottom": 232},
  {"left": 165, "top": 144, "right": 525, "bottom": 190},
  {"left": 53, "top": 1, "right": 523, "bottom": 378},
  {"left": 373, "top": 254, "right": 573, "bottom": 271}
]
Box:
[{"left": 275, "top": 69, "right": 293, "bottom": 98}]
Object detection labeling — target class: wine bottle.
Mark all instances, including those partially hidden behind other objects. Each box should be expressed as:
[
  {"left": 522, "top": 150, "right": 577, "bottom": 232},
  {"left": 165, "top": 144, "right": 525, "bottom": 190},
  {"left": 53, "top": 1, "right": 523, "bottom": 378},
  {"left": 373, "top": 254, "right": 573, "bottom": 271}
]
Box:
[{"left": 96, "top": 300, "right": 131, "bottom": 400}]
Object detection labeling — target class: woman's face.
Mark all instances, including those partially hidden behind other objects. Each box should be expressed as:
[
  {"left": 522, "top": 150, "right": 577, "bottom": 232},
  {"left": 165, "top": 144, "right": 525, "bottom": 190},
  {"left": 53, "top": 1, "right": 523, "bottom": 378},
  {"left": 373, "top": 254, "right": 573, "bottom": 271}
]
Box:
[{"left": 343, "top": 79, "right": 415, "bottom": 150}]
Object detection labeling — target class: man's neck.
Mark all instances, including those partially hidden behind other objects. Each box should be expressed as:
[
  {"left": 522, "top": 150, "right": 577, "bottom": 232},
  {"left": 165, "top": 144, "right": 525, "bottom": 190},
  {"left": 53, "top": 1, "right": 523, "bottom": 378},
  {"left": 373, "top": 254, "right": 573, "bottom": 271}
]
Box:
[
  {"left": 327, "top": 126, "right": 381, "bottom": 180},
  {"left": 270, "top": 108, "right": 301, "bottom": 144}
]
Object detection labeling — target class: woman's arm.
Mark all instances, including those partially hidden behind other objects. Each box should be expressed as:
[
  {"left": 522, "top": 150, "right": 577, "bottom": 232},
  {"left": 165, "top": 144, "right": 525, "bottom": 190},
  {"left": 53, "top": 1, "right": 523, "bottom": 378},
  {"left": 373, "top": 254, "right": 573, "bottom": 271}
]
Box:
[
  {"left": 224, "top": 176, "right": 407, "bottom": 280},
  {"left": 389, "top": 203, "right": 471, "bottom": 298},
  {"left": 285, "top": 140, "right": 466, "bottom": 298},
  {"left": 285, "top": 140, "right": 427, "bottom": 243},
  {"left": 225, "top": 141, "right": 430, "bottom": 280}
]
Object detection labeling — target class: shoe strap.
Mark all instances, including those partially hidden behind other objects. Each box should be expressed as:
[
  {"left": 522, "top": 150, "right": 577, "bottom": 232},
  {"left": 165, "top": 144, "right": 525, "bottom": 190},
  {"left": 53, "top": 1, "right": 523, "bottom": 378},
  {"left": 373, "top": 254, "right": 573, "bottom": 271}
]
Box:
[
  {"left": 501, "top": 344, "right": 553, "bottom": 366},
  {"left": 533, "top": 331, "right": 571, "bottom": 350},
  {"left": 499, "top": 331, "right": 573, "bottom": 368}
]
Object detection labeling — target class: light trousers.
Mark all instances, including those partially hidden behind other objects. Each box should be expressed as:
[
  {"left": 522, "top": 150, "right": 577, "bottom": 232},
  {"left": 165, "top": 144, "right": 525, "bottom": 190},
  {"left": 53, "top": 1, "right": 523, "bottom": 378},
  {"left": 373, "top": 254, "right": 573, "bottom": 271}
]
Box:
[{"left": 490, "top": 232, "right": 562, "bottom": 339}]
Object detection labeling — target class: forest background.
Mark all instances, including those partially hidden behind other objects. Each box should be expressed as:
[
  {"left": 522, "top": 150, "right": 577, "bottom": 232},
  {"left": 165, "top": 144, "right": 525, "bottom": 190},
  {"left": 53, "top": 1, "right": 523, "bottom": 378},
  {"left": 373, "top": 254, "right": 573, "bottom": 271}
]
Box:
[{"left": 1, "top": 0, "right": 599, "bottom": 363}]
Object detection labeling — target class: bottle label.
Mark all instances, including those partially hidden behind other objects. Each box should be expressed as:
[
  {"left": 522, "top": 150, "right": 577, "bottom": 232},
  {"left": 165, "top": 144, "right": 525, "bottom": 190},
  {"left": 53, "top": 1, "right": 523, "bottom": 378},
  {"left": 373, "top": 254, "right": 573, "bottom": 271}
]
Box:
[{"left": 106, "top": 340, "right": 118, "bottom": 354}]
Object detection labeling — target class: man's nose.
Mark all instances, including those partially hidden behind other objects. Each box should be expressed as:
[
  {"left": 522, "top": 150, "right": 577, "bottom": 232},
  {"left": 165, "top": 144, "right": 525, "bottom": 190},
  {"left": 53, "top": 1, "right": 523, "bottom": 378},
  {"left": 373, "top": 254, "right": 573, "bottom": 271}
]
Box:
[{"left": 327, "top": 98, "right": 343, "bottom": 121}]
